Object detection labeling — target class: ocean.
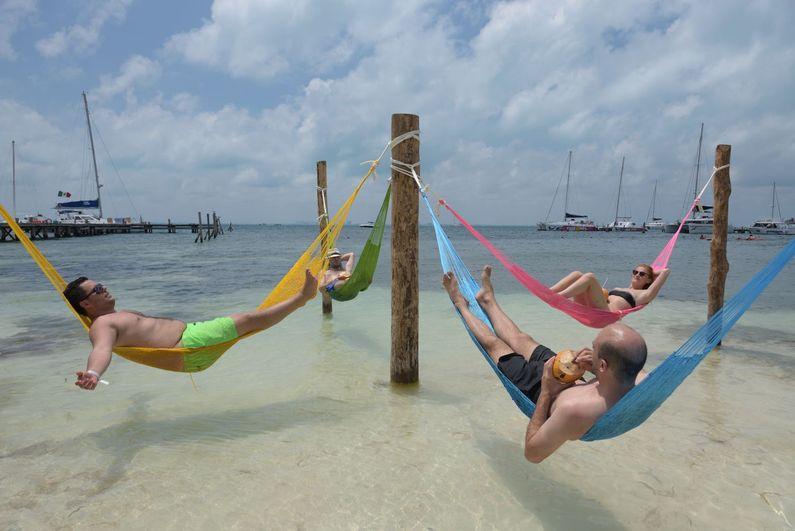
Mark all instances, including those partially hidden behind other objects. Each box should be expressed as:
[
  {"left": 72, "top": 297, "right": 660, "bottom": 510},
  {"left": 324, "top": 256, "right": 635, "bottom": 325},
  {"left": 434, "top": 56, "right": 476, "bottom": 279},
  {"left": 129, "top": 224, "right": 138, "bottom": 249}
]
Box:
[{"left": 1, "top": 224, "right": 793, "bottom": 529}]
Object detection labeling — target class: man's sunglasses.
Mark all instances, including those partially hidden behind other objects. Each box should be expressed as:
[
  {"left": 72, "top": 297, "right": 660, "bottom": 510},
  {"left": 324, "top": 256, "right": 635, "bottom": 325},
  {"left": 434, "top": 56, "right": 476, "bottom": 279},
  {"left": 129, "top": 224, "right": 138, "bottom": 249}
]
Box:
[
  {"left": 80, "top": 283, "right": 106, "bottom": 302},
  {"left": 631, "top": 270, "right": 649, "bottom": 278}
]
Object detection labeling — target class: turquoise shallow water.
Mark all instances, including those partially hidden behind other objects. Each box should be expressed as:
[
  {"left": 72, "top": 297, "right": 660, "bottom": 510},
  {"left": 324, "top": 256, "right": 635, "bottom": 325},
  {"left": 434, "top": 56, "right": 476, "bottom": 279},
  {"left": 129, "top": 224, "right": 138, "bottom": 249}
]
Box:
[{"left": 1, "top": 224, "right": 794, "bottom": 529}]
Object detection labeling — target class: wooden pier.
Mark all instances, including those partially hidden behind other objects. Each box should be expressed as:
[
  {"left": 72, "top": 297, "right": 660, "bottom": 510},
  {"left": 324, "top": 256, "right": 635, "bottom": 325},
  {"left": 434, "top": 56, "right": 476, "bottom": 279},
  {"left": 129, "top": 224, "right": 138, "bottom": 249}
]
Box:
[{"left": 0, "top": 221, "right": 201, "bottom": 243}]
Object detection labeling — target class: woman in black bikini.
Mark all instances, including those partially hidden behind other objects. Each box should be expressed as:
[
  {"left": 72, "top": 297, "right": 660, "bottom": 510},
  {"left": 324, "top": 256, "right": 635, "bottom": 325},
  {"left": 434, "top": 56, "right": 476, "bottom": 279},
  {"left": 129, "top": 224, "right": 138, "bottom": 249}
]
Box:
[{"left": 550, "top": 264, "right": 670, "bottom": 311}]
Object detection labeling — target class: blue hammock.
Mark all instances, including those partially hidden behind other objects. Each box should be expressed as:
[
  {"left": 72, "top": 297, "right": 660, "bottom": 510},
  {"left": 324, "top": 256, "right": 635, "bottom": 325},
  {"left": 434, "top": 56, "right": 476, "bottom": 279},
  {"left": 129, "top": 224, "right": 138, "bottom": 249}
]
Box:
[{"left": 423, "top": 193, "right": 794, "bottom": 441}]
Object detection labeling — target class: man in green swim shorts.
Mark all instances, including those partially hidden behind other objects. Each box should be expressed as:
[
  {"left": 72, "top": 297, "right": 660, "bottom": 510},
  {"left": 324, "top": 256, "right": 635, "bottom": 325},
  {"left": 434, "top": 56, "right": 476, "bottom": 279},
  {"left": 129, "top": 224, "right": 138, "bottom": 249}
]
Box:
[{"left": 62, "top": 269, "right": 318, "bottom": 390}]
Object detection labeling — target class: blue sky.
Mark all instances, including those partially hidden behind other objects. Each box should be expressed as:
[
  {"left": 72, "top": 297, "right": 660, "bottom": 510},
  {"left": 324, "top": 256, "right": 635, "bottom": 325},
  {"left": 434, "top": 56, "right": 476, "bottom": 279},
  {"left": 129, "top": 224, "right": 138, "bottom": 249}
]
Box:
[{"left": 1, "top": 0, "right": 793, "bottom": 224}]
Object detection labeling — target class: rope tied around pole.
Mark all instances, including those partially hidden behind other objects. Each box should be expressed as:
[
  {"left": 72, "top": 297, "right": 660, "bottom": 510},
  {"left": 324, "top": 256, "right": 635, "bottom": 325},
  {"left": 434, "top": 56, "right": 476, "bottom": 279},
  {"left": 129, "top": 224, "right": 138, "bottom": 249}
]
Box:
[{"left": 317, "top": 186, "right": 329, "bottom": 222}]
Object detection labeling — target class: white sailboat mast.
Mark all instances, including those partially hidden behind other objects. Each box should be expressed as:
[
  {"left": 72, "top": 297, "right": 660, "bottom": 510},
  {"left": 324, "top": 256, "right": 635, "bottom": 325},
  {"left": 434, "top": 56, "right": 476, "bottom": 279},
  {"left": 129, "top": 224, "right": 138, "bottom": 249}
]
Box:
[
  {"left": 11, "top": 140, "right": 15, "bottom": 218},
  {"left": 564, "top": 150, "right": 571, "bottom": 218},
  {"left": 614, "top": 156, "right": 625, "bottom": 226},
  {"left": 651, "top": 180, "right": 657, "bottom": 220},
  {"left": 694, "top": 122, "right": 704, "bottom": 200},
  {"left": 82, "top": 92, "right": 103, "bottom": 218}
]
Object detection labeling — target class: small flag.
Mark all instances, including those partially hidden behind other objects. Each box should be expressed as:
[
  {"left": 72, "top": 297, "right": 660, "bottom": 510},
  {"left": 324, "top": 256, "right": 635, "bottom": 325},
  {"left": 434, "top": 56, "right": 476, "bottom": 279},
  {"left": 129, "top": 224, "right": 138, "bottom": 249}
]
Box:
[{"left": 57, "top": 191, "right": 72, "bottom": 198}]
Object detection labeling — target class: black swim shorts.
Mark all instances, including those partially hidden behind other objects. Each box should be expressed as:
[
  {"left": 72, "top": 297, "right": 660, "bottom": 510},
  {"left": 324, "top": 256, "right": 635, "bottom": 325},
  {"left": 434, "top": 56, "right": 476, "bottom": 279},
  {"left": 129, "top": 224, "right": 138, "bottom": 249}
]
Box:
[{"left": 497, "top": 344, "right": 557, "bottom": 403}]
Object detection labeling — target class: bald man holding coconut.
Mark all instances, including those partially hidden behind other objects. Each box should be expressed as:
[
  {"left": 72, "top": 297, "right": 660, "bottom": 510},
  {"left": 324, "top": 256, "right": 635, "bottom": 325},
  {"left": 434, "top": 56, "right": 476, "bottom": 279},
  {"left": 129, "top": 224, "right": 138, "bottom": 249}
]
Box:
[{"left": 442, "top": 266, "right": 648, "bottom": 463}]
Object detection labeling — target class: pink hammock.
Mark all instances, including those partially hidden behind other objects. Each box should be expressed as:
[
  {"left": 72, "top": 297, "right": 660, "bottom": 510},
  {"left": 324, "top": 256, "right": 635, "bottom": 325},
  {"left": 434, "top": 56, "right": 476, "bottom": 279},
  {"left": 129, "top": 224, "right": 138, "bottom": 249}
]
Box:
[{"left": 438, "top": 165, "right": 726, "bottom": 328}]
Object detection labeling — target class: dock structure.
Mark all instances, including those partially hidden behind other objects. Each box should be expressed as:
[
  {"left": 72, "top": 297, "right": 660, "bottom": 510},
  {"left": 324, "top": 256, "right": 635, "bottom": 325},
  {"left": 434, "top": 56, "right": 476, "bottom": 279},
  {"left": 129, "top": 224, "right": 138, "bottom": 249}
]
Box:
[{"left": 0, "top": 221, "right": 201, "bottom": 243}]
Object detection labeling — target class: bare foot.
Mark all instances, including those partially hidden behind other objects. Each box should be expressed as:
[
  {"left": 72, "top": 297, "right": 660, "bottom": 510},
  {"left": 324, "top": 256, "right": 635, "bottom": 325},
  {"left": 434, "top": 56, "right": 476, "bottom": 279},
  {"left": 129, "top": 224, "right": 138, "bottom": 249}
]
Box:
[
  {"left": 476, "top": 265, "right": 495, "bottom": 306},
  {"left": 301, "top": 269, "right": 318, "bottom": 301},
  {"left": 441, "top": 272, "right": 468, "bottom": 308}
]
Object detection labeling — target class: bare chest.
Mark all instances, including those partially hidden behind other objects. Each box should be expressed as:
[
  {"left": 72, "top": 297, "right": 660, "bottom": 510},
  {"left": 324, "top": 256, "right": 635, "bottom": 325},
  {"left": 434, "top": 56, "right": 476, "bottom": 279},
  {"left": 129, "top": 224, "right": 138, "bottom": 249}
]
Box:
[{"left": 113, "top": 312, "right": 186, "bottom": 348}]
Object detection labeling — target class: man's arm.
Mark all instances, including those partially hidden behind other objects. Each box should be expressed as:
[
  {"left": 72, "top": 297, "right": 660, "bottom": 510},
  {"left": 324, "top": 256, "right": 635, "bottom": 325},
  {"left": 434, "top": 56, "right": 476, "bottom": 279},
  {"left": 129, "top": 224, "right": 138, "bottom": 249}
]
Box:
[
  {"left": 75, "top": 319, "right": 118, "bottom": 390},
  {"left": 524, "top": 358, "right": 590, "bottom": 463},
  {"left": 318, "top": 270, "right": 335, "bottom": 290},
  {"left": 635, "top": 268, "right": 670, "bottom": 306},
  {"left": 342, "top": 252, "right": 355, "bottom": 273}
]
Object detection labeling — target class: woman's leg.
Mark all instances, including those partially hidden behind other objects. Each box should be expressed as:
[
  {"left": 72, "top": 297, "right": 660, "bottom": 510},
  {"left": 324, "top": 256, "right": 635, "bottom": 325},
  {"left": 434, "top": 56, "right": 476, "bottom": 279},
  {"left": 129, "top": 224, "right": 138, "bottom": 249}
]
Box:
[
  {"left": 558, "top": 272, "right": 609, "bottom": 309},
  {"left": 550, "top": 271, "right": 584, "bottom": 293}
]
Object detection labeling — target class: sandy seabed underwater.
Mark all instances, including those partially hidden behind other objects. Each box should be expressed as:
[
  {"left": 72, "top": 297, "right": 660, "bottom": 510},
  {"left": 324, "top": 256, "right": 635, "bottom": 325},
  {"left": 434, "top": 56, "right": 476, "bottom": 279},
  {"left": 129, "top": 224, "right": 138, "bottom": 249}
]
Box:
[{"left": 1, "top": 224, "right": 794, "bottom": 529}]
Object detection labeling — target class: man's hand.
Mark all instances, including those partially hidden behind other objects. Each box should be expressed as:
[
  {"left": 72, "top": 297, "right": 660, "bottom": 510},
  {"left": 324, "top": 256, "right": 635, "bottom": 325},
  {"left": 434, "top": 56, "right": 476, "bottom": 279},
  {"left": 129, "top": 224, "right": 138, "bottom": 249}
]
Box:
[
  {"left": 540, "top": 357, "right": 574, "bottom": 398},
  {"left": 75, "top": 371, "right": 99, "bottom": 390},
  {"left": 572, "top": 348, "right": 595, "bottom": 372}
]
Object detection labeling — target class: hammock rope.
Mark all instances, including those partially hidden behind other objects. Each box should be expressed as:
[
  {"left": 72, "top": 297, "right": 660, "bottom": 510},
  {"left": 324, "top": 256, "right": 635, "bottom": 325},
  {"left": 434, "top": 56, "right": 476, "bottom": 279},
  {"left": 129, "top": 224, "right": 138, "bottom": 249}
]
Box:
[
  {"left": 329, "top": 185, "right": 391, "bottom": 302},
  {"left": 437, "top": 164, "right": 730, "bottom": 328},
  {"left": 0, "top": 134, "right": 413, "bottom": 373},
  {"left": 416, "top": 166, "right": 793, "bottom": 440}
]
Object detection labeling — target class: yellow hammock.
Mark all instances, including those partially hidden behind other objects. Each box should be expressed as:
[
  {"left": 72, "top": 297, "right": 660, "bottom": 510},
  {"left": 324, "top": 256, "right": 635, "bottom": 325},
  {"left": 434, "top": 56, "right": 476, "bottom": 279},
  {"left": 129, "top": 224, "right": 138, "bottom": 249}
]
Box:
[{"left": 0, "top": 164, "right": 377, "bottom": 373}]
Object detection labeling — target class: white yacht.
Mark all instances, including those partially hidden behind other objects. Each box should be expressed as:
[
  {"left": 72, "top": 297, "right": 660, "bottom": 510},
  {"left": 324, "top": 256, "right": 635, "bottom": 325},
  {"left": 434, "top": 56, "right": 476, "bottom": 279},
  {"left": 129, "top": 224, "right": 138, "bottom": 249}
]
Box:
[
  {"left": 58, "top": 212, "right": 108, "bottom": 224},
  {"left": 683, "top": 204, "right": 714, "bottom": 234},
  {"left": 607, "top": 216, "right": 646, "bottom": 232},
  {"left": 606, "top": 156, "right": 644, "bottom": 232},
  {"left": 545, "top": 214, "right": 598, "bottom": 232},
  {"left": 750, "top": 183, "right": 793, "bottom": 235},
  {"left": 750, "top": 219, "right": 794, "bottom": 235},
  {"left": 538, "top": 151, "right": 597, "bottom": 231},
  {"left": 645, "top": 180, "right": 665, "bottom": 231}
]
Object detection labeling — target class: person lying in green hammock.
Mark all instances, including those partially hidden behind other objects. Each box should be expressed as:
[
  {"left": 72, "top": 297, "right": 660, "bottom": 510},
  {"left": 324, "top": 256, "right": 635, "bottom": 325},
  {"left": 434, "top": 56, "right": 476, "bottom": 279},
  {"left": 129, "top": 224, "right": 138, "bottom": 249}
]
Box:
[
  {"left": 319, "top": 248, "right": 355, "bottom": 294},
  {"left": 63, "top": 270, "right": 318, "bottom": 390},
  {"left": 550, "top": 264, "right": 671, "bottom": 311},
  {"left": 442, "top": 266, "right": 648, "bottom": 462}
]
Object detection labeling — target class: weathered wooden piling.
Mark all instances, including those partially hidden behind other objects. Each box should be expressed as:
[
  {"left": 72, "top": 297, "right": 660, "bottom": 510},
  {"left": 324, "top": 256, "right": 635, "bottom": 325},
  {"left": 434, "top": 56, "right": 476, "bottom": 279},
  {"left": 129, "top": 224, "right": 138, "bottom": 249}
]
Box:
[
  {"left": 316, "top": 160, "right": 332, "bottom": 315},
  {"left": 708, "top": 145, "right": 731, "bottom": 346},
  {"left": 390, "top": 113, "right": 419, "bottom": 384},
  {"left": 195, "top": 212, "right": 204, "bottom": 242}
]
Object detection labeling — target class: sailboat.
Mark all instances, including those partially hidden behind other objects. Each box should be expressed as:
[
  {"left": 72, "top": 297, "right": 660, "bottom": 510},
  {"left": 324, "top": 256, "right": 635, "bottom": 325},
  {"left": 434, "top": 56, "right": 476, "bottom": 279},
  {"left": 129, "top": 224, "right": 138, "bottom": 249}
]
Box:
[
  {"left": 55, "top": 92, "right": 107, "bottom": 224},
  {"left": 750, "top": 182, "right": 794, "bottom": 235},
  {"left": 665, "top": 123, "right": 710, "bottom": 234},
  {"left": 606, "top": 156, "right": 644, "bottom": 232},
  {"left": 3, "top": 140, "right": 51, "bottom": 224},
  {"left": 645, "top": 180, "right": 665, "bottom": 231},
  {"left": 537, "top": 150, "right": 597, "bottom": 232}
]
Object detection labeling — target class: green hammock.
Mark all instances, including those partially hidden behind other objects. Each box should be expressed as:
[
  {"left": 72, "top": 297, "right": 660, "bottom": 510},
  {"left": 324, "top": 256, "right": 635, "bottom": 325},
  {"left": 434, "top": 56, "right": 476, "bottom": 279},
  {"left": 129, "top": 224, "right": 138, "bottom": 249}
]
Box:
[{"left": 330, "top": 185, "right": 391, "bottom": 301}]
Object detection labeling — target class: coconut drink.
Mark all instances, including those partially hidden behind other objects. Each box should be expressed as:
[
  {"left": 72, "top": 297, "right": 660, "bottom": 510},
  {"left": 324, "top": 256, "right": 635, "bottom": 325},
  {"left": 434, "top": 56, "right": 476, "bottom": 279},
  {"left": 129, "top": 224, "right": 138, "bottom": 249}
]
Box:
[{"left": 552, "top": 349, "right": 585, "bottom": 383}]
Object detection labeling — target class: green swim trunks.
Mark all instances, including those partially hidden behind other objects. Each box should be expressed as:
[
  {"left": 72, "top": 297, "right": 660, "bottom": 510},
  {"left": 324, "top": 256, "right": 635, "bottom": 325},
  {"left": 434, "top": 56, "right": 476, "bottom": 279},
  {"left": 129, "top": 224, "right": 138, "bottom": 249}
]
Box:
[{"left": 180, "top": 317, "right": 238, "bottom": 348}]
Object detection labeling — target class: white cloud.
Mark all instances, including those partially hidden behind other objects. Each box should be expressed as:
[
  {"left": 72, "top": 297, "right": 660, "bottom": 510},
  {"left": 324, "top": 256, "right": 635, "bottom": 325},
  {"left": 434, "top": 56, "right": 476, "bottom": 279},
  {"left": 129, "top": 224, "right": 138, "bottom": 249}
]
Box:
[
  {"left": 0, "top": 0, "right": 36, "bottom": 60},
  {"left": 164, "top": 0, "right": 438, "bottom": 80},
  {"left": 94, "top": 55, "right": 161, "bottom": 102},
  {"left": 5, "top": 0, "right": 795, "bottom": 225},
  {"left": 35, "top": 0, "right": 133, "bottom": 58},
  {"left": 664, "top": 95, "right": 703, "bottom": 119}
]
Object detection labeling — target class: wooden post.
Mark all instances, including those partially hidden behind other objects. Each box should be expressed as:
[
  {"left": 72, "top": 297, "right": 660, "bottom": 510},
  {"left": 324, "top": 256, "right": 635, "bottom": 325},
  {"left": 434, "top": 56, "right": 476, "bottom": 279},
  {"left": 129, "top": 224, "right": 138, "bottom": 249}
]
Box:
[
  {"left": 390, "top": 113, "right": 419, "bottom": 384},
  {"left": 316, "top": 160, "right": 332, "bottom": 315},
  {"left": 708, "top": 145, "right": 731, "bottom": 346},
  {"left": 195, "top": 211, "right": 203, "bottom": 242}
]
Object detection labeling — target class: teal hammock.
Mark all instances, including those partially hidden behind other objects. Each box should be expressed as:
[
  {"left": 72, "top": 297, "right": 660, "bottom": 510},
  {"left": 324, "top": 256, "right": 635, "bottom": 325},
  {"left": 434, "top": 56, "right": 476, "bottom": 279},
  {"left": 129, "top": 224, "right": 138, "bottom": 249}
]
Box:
[
  {"left": 330, "top": 185, "right": 391, "bottom": 302},
  {"left": 423, "top": 192, "right": 794, "bottom": 441}
]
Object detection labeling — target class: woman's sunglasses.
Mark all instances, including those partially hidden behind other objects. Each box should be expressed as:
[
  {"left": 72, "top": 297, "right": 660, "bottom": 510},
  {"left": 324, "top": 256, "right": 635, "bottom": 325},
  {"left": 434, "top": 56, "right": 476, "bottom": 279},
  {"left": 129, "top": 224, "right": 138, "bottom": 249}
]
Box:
[
  {"left": 631, "top": 270, "right": 649, "bottom": 278},
  {"left": 79, "top": 283, "right": 106, "bottom": 302}
]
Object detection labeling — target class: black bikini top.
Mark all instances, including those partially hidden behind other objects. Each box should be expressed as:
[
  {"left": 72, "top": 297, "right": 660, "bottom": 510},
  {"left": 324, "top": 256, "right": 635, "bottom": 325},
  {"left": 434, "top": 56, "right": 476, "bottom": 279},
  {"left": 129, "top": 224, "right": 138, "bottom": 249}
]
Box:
[{"left": 608, "top": 289, "right": 636, "bottom": 308}]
